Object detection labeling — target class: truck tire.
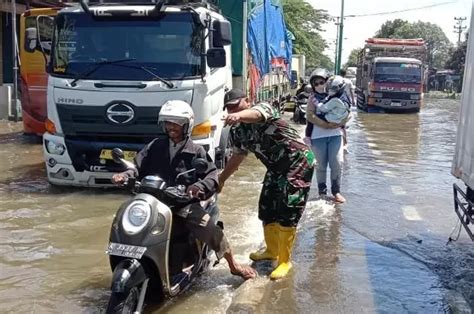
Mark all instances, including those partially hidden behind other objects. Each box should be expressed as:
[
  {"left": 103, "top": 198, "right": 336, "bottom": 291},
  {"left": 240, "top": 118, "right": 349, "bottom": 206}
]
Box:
[{"left": 215, "top": 126, "right": 232, "bottom": 169}]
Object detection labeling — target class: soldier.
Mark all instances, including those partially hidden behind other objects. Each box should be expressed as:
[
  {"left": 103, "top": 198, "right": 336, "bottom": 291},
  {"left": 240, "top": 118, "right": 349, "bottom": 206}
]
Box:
[{"left": 218, "top": 89, "right": 315, "bottom": 280}]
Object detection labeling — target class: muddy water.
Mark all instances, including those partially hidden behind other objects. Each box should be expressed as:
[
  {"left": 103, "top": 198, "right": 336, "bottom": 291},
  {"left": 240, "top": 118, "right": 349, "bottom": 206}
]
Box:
[{"left": 0, "top": 98, "right": 473, "bottom": 313}]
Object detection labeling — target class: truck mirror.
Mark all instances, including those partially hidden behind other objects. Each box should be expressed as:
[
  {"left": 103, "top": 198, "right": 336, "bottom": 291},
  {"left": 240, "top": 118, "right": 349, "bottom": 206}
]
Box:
[
  {"left": 25, "top": 28, "right": 38, "bottom": 53},
  {"left": 212, "top": 20, "right": 232, "bottom": 47},
  {"left": 36, "top": 15, "right": 54, "bottom": 55},
  {"left": 206, "top": 48, "right": 226, "bottom": 68}
]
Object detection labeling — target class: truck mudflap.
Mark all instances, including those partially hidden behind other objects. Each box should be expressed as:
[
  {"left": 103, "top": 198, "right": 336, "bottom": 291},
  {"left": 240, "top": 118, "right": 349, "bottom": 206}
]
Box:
[{"left": 453, "top": 183, "right": 474, "bottom": 240}]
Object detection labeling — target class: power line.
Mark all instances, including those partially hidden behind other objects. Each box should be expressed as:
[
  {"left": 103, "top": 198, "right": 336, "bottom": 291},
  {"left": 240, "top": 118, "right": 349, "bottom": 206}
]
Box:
[{"left": 329, "top": 1, "right": 457, "bottom": 18}]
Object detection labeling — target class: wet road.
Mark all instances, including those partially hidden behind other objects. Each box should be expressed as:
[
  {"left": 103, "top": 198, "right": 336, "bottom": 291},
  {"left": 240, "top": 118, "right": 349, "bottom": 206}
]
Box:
[{"left": 0, "top": 98, "right": 473, "bottom": 313}]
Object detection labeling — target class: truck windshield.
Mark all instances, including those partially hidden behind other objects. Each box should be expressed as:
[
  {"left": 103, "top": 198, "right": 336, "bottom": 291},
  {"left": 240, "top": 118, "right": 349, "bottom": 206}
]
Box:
[
  {"left": 374, "top": 63, "right": 421, "bottom": 83},
  {"left": 51, "top": 13, "right": 203, "bottom": 80}
]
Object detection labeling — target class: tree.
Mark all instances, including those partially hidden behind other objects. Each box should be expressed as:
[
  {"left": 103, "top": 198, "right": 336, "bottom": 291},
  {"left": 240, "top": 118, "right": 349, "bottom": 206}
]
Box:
[
  {"left": 375, "top": 19, "right": 409, "bottom": 38},
  {"left": 282, "top": 0, "right": 333, "bottom": 71},
  {"left": 344, "top": 48, "right": 361, "bottom": 68},
  {"left": 373, "top": 20, "right": 452, "bottom": 69},
  {"left": 445, "top": 33, "right": 468, "bottom": 87}
]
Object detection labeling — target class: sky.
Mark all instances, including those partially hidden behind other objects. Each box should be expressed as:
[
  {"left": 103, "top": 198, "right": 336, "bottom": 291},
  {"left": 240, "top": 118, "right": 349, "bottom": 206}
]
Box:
[{"left": 306, "top": 0, "right": 473, "bottom": 64}]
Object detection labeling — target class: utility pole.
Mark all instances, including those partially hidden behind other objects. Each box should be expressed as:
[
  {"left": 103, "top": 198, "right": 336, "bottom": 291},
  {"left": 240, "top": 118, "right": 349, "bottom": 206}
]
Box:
[
  {"left": 12, "top": 0, "right": 19, "bottom": 122},
  {"left": 454, "top": 17, "right": 467, "bottom": 46},
  {"left": 335, "top": 0, "right": 345, "bottom": 74},
  {"left": 333, "top": 17, "right": 339, "bottom": 74}
]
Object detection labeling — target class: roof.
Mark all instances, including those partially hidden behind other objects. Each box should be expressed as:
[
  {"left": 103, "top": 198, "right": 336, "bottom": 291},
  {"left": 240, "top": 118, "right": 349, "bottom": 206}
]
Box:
[{"left": 374, "top": 57, "right": 422, "bottom": 64}]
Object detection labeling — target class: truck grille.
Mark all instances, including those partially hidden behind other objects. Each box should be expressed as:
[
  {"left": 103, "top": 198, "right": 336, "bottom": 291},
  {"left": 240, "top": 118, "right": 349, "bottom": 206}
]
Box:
[
  {"left": 381, "top": 92, "right": 414, "bottom": 100},
  {"left": 57, "top": 104, "right": 163, "bottom": 144}
]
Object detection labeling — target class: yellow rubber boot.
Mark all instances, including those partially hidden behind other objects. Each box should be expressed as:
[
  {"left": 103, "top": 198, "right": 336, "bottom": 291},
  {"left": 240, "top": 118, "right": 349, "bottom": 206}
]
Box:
[
  {"left": 249, "top": 223, "right": 280, "bottom": 261},
  {"left": 270, "top": 226, "right": 296, "bottom": 280}
]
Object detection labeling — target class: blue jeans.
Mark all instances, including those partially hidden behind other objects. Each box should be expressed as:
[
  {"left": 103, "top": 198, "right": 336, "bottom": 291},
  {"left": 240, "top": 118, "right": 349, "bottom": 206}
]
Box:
[{"left": 311, "top": 135, "right": 343, "bottom": 195}]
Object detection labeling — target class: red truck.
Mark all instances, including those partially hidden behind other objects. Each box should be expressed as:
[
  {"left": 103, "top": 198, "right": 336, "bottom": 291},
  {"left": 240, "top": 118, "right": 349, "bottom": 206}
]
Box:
[{"left": 355, "top": 38, "right": 427, "bottom": 113}]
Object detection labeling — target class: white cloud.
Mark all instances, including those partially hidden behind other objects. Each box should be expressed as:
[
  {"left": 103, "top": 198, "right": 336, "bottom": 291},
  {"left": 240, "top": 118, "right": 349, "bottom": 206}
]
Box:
[{"left": 306, "top": 0, "right": 472, "bottom": 66}]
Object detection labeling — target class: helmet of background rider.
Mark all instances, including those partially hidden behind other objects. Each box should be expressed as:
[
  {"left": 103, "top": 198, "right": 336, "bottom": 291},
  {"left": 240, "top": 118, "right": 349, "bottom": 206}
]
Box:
[{"left": 326, "top": 75, "right": 347, "bottom": 97}]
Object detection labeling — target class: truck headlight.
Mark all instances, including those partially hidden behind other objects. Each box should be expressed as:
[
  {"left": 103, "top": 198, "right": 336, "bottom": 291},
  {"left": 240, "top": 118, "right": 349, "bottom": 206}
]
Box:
[
  {"left": 371, "top": 92, "right": 383, "bottom": 98},
  {"left": 122, "top": 200, "right": 151, "bottom": 234},
  {"left": 410, "top": 94, "right": 420, "bottom": 100},
  {"left": 45, "top": 140, "right": 65, "bottom": 155}
]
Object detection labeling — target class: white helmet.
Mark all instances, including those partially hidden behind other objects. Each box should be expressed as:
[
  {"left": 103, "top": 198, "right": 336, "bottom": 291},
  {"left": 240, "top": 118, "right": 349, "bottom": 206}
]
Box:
[
  {"left": 326, "top": 75, "right": 346, "bottom": 96},
  {"left": 158, "top": 100, "right": 195, "bottom": 137}
]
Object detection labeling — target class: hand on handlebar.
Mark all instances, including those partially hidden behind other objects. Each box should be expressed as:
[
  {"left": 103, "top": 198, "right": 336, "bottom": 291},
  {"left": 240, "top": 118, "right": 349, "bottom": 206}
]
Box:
[
  {"left": 111, "top": 173, "right": 128, "bottom": 186},
  {"left": 186, "top": 185, "right": 205, "bottom": 199}
]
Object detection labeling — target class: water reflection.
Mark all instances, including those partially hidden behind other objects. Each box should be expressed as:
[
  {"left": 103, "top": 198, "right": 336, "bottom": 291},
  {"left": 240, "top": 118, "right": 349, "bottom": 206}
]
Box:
[{"left": 356, "top": 111, "right": 421, "bottom": 165}]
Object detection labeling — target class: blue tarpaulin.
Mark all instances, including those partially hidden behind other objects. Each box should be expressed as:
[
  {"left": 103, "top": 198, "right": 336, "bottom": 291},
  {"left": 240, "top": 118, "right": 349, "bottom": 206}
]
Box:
[{"left": 247, "top": 0, "right": 292, "bottom": 76}]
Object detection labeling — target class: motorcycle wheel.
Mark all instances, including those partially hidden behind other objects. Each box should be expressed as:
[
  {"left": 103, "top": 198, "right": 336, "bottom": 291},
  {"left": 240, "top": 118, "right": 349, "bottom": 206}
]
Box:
[{"left": 106, "top": 287, "right": 140, "bottom": 314}]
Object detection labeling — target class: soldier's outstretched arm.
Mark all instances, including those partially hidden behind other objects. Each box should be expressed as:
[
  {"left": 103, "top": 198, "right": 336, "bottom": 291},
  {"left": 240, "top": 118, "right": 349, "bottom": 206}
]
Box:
[{"left": 217, "top": 152, "right": 247, "bottom": 193}]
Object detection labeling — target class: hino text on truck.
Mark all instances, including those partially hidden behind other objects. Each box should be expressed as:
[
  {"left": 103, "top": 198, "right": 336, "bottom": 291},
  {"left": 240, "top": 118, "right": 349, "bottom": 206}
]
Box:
[
  {"left": 25, "top": 0, "right": 293, "bottom": 187},
  {"left": 355, "top": 38, "right": 427, "bottom": 113}
]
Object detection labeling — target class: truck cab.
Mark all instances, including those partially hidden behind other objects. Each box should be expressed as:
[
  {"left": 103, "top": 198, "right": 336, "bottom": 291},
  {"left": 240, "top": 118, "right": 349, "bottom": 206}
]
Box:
[
  {"left": 363, "top": 57, "right": 423, "bottom": 111},
  {"left": 30, "top": 0, "right": 232, "bottom": 186}
]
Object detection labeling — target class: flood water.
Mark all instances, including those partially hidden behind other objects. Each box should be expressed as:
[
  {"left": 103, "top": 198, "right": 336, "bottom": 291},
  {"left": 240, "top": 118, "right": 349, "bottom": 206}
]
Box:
[{"left": 0, "top": 98, "right": 473, "bottom": 313}]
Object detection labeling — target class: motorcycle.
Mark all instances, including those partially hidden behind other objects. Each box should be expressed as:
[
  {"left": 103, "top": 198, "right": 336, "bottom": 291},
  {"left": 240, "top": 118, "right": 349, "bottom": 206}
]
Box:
[
  {"left": 106, "top": 148, "right": 220, "bottom": 313},
  {"left": 293, "top": 96, "right": 308, "bottom": 124}
]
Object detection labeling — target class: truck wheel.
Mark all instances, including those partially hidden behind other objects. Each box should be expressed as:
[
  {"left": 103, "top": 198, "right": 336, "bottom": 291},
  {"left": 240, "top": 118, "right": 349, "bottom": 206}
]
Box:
[{"left": 216, "top": 126, "right": 232, "bottom": 169}]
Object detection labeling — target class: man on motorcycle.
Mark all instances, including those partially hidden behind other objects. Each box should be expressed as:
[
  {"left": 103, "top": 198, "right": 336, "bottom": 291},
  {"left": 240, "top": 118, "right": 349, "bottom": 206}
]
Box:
[
  {"left": 218, "top": 89, "right": 315, "bottom": 280},
  {"left": 112, "top": 100, "right": 257, "bottom": 280}
]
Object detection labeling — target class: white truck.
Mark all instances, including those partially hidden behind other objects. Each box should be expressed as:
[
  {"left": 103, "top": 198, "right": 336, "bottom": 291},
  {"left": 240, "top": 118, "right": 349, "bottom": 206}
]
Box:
[
  {"left": 27, "top": 0, "right": 292, "bottom": 187},
  {"left": 28, "top": 0, "right": 234, "bottom": 187},
  {"left": 452, "top": 5, "right": 474, "bottom": 239}
]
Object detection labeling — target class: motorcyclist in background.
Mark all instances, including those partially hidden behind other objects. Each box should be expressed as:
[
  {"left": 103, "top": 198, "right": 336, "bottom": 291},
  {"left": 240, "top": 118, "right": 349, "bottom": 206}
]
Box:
[
  {"left": 295, "top": 77, "right": 308, "bottom": 95},
  {"left": 111, "top": 100, "right": 257, "bottom": 280},
  {"left": 297, "top": 84, "right": 313, "bottom": 101}
]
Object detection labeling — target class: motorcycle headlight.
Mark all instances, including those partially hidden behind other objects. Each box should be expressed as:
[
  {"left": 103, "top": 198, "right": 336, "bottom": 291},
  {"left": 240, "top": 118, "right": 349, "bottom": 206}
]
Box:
[
  {"left": 45, "top": 140, "right": 65, "bottom": 155},
  {"left": 122, "top": 200, "right": 151, "bottom": 234}
]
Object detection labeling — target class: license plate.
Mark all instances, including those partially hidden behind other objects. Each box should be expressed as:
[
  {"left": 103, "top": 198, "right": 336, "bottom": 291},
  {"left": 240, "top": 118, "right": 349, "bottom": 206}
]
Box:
[
  {"left": 107, "top": 242, "right": 147, "bottom": 259},
  {"left": 390, "top": 102, "right": 402, "bottom": 107},
  {"left": 100, "top": 149, "right": 136, "bottom": 161}
]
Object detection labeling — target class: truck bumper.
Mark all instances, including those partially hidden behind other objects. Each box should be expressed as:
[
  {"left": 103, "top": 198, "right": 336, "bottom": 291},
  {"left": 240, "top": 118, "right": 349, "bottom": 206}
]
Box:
[
  {"left": 43, "top": 133, "right": 147, "bottom": 187},
  {"left": 369, "top": 98, "right": 421, "bottom": 112},
  {"left": 43, "top": 133, "right": 217, "bottom": 187}
]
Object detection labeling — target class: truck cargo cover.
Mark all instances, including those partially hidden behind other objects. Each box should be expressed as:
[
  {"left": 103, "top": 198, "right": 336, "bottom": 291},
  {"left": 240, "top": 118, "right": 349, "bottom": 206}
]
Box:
[
  {"left": 247, "top": 0, "right": 292, "bottom": 76},
  {"left": 452, "top": 5, "right": 474, "bottom": 189}
]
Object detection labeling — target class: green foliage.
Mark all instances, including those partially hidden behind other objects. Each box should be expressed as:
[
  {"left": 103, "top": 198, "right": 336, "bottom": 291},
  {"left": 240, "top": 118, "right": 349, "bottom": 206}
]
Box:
[
  {"left": 374, "top": 20, "right": 452, "bottom": 69},
  {"left": 282, "top": 0, "right": 333, "bottom": 72},
  {"left": 445, "top": 34, "right": 468, "bottom": 84},
  {"left": 344, "top": 48, "right": 360, "bottom": 68},
  {"left": 374, "top": 19, "right": 409, "bottom": 38}
]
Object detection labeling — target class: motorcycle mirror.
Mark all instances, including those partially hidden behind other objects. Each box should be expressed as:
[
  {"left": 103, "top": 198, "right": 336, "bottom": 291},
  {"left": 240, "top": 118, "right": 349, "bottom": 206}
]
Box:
[
  {"left": 192, "top": 158, "right": 208, "bottom": 174},
  {"left": 111, "top": 147, "right": 136, "bottom": 171},
  {"left": 111, "top": 148, "right": 125, "bottom": 163}
]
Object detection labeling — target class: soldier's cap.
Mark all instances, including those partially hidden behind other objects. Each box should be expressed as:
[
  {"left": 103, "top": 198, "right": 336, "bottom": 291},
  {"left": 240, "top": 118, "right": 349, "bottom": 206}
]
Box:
[{"left": 223, "top": 89, "right": 246, "bottom": 109}]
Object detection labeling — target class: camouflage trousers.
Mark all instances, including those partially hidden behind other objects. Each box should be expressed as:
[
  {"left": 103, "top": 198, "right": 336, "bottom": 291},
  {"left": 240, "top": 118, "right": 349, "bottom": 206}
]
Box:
[{"left": 258, "top": 151, "right": 315, "bottom": 227}]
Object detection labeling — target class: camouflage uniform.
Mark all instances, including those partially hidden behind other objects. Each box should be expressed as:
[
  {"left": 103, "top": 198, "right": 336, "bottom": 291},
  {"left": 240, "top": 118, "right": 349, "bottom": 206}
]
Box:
[{"left": 230, "top": 103, "right": 315, "bottom": 227}]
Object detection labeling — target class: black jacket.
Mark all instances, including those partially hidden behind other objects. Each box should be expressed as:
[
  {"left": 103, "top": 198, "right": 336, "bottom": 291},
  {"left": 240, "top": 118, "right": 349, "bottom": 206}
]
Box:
[{"left": 123, "top": 138, "right": 218, "bottom": 198}]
